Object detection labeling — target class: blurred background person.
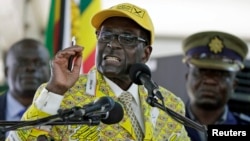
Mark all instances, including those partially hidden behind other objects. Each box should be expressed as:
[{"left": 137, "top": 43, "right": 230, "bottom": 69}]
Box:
[
  {"left": 182, "top": 31, "right": 250, "bottom": 141},
  {"left": 0, "top": 38, "right": 50, "bottom": 121}
]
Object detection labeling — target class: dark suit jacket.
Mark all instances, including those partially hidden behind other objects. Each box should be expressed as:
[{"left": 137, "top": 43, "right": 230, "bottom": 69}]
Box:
[
  {"left": 0, "top": 92, "right": 7, "bottom": 120},
  {"left": 0, "top": 91, "right": 7, "bottom": 140}
]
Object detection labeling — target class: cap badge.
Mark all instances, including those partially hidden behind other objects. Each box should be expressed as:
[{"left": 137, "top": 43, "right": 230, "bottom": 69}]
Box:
[
  {"left": 117, "top": 4, "right": 145, "bottom": 18},
  {"left": 208, "top": 36, "right": 224, "bottom": 54}
]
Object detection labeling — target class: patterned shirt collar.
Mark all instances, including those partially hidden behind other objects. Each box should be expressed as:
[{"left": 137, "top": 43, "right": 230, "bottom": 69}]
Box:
[{"left": 103, "top": 76, "right": 139, "bottom": 105}]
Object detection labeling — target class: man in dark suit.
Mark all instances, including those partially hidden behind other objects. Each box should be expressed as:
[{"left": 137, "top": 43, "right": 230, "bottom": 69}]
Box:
[{"left": 0, "top": 38, "right": 50, "bottom": 127}]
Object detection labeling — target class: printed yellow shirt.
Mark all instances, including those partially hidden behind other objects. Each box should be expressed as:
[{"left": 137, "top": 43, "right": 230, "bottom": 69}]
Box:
[{"left": 6, "top": 68, "right": 190, "bottom": 141}]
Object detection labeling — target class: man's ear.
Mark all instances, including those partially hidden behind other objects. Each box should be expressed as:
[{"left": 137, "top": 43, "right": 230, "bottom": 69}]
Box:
[
  {"left": 185, "top": 64, "right": 191, "bottom": 81},
  {"left": 185, "top": 73, "right": 188, "bottom": 80},
  {"left": 233, "top": 78, "right": 238, "bottom": 89},
  {"left": 142, "top": 45, "right": 152, "bottom": 63},
  {"left": 4, "top": 67, "right": 8, "bottom": 78}
]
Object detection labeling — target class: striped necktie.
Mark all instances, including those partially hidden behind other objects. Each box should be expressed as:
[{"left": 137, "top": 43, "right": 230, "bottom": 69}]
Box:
[{"left": 119, "top": 92, "right": 144, "bottom": 141}]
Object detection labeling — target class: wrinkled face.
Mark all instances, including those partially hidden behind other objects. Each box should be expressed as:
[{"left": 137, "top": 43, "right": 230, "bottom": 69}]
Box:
[
  {"left": 186, "top": 65, "right": 237, "bottom": 110},
  {"left": 95, "top": 17, "right": 151, "bottom": 81},
  {"left": 5, "top": 44, "right": 50, "bottom": 98}
]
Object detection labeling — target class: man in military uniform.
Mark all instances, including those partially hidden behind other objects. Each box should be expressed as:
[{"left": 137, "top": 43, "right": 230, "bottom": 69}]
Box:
[{"left": 182, "top": 31, "right": 250, "bottom": 141}]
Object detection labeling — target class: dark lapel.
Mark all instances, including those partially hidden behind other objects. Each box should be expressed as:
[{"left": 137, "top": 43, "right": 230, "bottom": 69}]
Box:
[{"left": 0, "top": 92, "right": 7, "bottom": 120}]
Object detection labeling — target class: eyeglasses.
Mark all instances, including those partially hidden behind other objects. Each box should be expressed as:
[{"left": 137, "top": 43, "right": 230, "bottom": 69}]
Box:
[{"left": 97, "top": 31, "right": 147, "bottom": 46}]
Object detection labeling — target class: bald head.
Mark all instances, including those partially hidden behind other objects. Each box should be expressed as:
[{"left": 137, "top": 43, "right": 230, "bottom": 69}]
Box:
[{"left": 5, "top": 39, "right": 50, "bottom": 66}]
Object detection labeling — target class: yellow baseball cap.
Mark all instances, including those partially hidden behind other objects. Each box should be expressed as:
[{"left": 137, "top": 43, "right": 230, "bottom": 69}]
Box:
[
  {"left": 182, "top": 31, "right": 248, "bottom": 71},
  {"left": 91, "top": 3, "right": 154, "bottom": 45}
]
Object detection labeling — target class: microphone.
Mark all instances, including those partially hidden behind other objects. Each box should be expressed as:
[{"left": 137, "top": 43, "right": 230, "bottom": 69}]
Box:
[
  {"left": 58, "top": 96, "right": 114, "bottom": 120},
  {"left": 77, "top": 96, "right": 115, "bottom": 116},
  {"left": 58, "top": 96, "right": 124, "bottom": 125},
  {"left": 0, "top": 97, "right": 123, "bottom": 138},
  {"left": 129, "top": 63, "right": 163, "bottom": 100},
  {"left": 96, "top": 102, "right": 124, "bottom": 124},
  {"left": 129, "top": 63, "right": 208, "bottom": 133}
]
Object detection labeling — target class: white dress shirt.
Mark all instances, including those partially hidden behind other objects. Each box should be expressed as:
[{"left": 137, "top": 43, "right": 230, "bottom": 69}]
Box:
[
  {"left": 6, "top": 92, "right": 26, "bottom": 121},
  {"left": 104, "top": 77, "right": 145, "bottom": 133}
]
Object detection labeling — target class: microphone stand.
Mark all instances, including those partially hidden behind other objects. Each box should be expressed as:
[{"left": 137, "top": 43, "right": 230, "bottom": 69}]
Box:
[
  {"left": 146, "top": 93, "right": 208, "bottom": 136},
  {"left": 0, "top": 107, "right": 102, "bottom": 140}
]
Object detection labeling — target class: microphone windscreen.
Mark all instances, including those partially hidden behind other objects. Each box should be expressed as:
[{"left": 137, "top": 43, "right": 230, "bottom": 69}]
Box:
[
  {"left": 97, "top": 96, "right": 115, "bottom": 112},
  {"left": 129, "top": 63, "right": 151, "bottom": 85},
  {"left": 101, "top": 102, "right": 124, "bottom": 124},
  {"left": 85, "top": 96, "right": 115, "bottom": 114}
]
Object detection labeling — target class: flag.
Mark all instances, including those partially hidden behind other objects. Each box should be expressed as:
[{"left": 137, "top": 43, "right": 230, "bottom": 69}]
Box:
[
  {"left": 45, "top": 0, "right": 71, "bottom": 58},
  {"left": 45, "top": 0, "right": 101, "bottom": 74},
  {"left": 72, "top": 0, "right": 101, "bottom": 73}
]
